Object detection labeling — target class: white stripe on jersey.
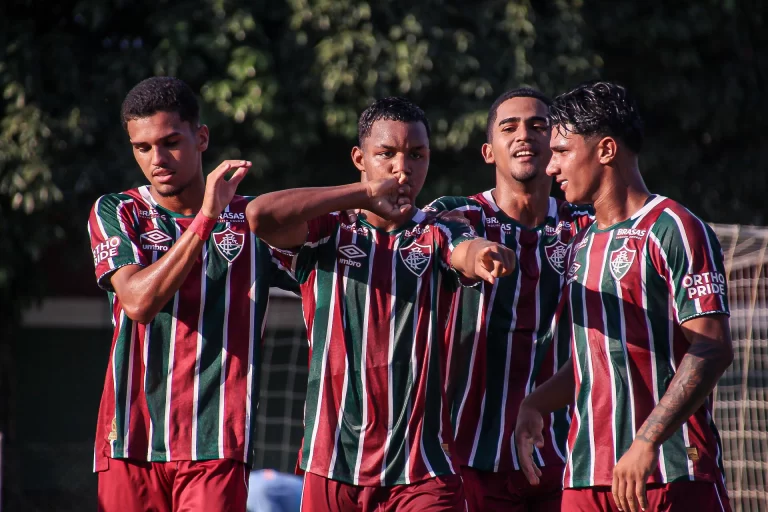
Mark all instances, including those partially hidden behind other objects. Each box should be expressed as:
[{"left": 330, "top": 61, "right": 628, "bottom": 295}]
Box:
[
  {"left": 664, "top": 208, "right": 700, "bottom": 313},
  {"left": 598, "top": 233, "right": 620, "bottom": 466},
  {"left": 305, "top": 229, "right": 342, "bottom": 475},
  {"left": 381, "top": 235, "right": 401, "bottom": 485},
  {"left": 144, "top": 215, "right": 161, "bottom": 460},
  {"left": 123, "top": 318, "right": 137, "bottom": 455},
  {"left": 581, "top": 233, "right": 598, "bottom": 486},
  {"left": 353, "top": 231, "right": 377, "bottom": 485},
  {"left": 327, "top": 231, "right": 356, "bottom": 479},
  {"left": 163, "top": 222, "right": 183, "bottom": 460},
  {"left": 191, "top": 245, "right": 208, "bottom": 459},
  {"left": 244, "top": 234, "right": 257, "bottom": 461}
]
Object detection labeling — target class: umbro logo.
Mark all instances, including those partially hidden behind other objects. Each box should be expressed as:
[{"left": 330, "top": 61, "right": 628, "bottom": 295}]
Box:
[
  {"left": 338, "top": 244, "right": 366, "bottom": 268},
  {"left": 140, "top": 229, "right": 172, "bottom": 251}
]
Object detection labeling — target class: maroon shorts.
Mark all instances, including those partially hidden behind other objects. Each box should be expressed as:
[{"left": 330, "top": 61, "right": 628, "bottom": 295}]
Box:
[
  {"left": 97, "top": 457, "right": 248, "bottom": 512},
  {"left": 461, "top": 464, "right": 564, "bottom": 512},
  {"left": 561, "top": 480, "right": 732, "bottom": 512},
  {"left": 300, "top": 471, "right": 467, "bottom": 512}
]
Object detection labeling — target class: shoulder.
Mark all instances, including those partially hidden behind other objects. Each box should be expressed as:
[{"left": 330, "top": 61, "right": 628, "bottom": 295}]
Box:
[
  {"left": 91, "top": 189, "right": 143, "bottom": 216},
  {"left": 424, "top": 195, "right": 484, "bottom": 214}
]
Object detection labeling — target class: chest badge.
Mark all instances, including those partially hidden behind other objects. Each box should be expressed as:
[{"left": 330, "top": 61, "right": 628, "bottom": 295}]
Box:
[
  {"left": 399, "top": 242, "right": 432, "bottom": 277},
  {"left": 213, "top": 228, "right": 245, "bottom": 262},
  {"left": 609, "top": 246, "right": 636, "bottom": 281},
  {"left": 545, "top": 240, "right": 569, "bottom": 275}
]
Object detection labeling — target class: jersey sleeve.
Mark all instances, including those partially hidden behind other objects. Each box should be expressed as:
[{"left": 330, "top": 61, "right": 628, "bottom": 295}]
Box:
[
  {"left": 88, "top": 194, "right": 147, "bottom": 291},
  {"left": 267, "top": 212, "right": 340, "bottom": 285},
  {"left": 433, "top": 218, "right": 478, "bottom": 286},
  {"left": 649, "top": 209, "right": 730, "bottom": 324},
  {"left": 424, "top": 196, "right": 486, "bottom": 234}
]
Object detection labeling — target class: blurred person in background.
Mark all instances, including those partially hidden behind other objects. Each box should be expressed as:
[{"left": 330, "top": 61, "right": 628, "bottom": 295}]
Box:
[
  {"left": 247, "top": 469, "right": 303, "bottom": 512},
  {"left": 425, "top": 88, "right": 593, "bottom": 512},
  {"left": 247, "top": 97, "right": 517, "bottom": 511},
  {"left": 88, "top": 76, "right": 295, "bottom": 512},
  {"left": 516, "top": 81, "right": 733, "bottom": 512}
]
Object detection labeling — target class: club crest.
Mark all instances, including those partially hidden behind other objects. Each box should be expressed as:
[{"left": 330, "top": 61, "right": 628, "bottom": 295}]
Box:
[
  {"left": 213, "top": 228, "right": 245, "bottom": 263},
  {"left": 609, "top": 246, "right": 636, "bottom": 280},
  {"left": 545, "top": 240, "right": 569, "bottom": 275},
  {"left": 399, "top": 242, "right": 432, "bottom": 277}
]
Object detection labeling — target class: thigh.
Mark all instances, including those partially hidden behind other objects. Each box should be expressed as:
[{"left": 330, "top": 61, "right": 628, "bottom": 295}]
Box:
[
  {"left": 386, "top": 474, "right": 467, "bottom": 512},
  {"left": 97, "top": 458, "right": 172, "bottom": 512},
  {"left": 661, "top": 480, "right": 732, "bottom": 512},
  {"left": 515, "top": 465, "right": 564, "bottom": 512},
  {"left": 173, "top": 459, "right": 248, "bottom": 512},
  {"left": 462, "top": 466, "right": 523, "bottom": 512},
  {"left": 300, "top": 471, "right": 363, "bottom": 512},
  {"left": 561, "top": 487, "right": 615, "bottom": 512}
]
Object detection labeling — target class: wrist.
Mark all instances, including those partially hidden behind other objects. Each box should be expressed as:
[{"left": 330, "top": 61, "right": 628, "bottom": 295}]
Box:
[{"left": 189, "top": 211, "right": 218, "bottom": 241}]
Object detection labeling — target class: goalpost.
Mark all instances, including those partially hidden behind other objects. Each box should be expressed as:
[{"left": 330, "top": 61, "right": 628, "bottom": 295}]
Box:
[{"left": 254, "top": 224, "right": 768, "bottom": 511}]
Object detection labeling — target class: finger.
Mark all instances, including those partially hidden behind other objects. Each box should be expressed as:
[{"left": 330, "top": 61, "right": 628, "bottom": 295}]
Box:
[
  {"left": 616, "top": 476, "right": 628, "bottom": 512},
  {"left": 533, "top": 431, "right": 545, "bottom": 449},
  {"left": 213, "top": 160, "right": 249, "bottom": 178},
  {"left": 626, "top": 483, "right": 638, "bottom": 512},
  {"left": 397, "top": 196, "right": 411, "bottom": 206},
  {"left": 517, "top": 440, "right": 541, "bottom": 486},
  {"left": 397, "top": 173, "right": 408, "bottom": 185},
  {"left": 635, "top": 479, "right": 647, "bottom": 512},
  {"left": 612, "top": 473, "right": 622, "bottom": 512},
  {"left": 398, "top": 204, "right": 414, "bottom": 216},
  {"left": 476, "top": 266, "right": 496, "bottom": 285},
  {"left": 397, "top": 184, "right": 412, "bottom": 196},
  {"left": 226, "top": 166, "right": 249, "bottom": 187}
]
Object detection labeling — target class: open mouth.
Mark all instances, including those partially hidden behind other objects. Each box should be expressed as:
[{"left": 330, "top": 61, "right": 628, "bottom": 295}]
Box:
[{"left": 513, "top": 150, "right": 536, "bottom": 158}]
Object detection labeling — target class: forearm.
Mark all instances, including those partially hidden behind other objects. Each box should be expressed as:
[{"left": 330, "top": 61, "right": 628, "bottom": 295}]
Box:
[
  {"left": 634, "top": 340, "right": 732, "bottom": 446},
  {"left": 522, "top": 358, "right": 575, "bottom": 414},
  {"left": 248, "top": 183, "right": 370, "bottom": 235},
  {"left": 116, "top": 230, "right": 206, "bottom": 322}
]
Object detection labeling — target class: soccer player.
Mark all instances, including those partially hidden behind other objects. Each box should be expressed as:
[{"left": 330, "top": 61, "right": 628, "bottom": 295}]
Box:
[
  {"left": 247, "top": 97, "right": 517, "bottom": 512},
  {"left": 515, "top": 81, "right": 734, "bottom": 512},
  {"left": 88, "top": 76, "right": 294, "bottom": 511},
  {"left": 425, "top": 88, "right": 593, "bottom": 512}
]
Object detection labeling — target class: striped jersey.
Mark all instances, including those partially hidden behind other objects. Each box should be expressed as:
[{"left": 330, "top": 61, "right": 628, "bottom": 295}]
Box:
[
  {"left": 271, "top": 209, "right": 477, "bottom": 486},
  {"left": 87, "top": 186, "right": 294, "bottom": 470},
  {"left": 426, "top": 190, "right": 593, "bottom": 473},
  {"left": 559, "top": 195, "right": 729, "bottom": 488}
]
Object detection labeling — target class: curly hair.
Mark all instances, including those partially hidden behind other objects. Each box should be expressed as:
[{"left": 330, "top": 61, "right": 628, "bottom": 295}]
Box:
[
  {"left": 357, "top": 97, "right": 431, "bottom": 145},
  {"left": 486, "top": 88, "right": 552, "bottom": 142},
  {"left": 549, "top": 81, "right": 644, "bottom": 153},
  {"left": 120, "top": 76, "right": 199, "bottom": 131}
]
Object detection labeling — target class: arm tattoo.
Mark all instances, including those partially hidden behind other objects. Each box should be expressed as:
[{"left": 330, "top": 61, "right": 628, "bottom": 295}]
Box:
[{"left": 635, "top": 340, "right": 728, "bottom": 446}]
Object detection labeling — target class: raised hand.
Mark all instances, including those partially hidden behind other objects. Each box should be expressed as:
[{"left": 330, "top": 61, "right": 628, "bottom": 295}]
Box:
[
  {"left": 515, "top": 401, "right": 545, "bottom": 485},
  {"left": 365, "top": 175, "right": 413, "bottom": 222},
  {"left": 201, "top": 160, "right": 252, "bottom": 219},
  {"left": 474, "top": 241, "right": 516, "bottom": 284}
]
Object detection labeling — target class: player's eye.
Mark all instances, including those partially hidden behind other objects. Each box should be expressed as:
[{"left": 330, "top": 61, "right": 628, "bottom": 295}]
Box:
[
  {"left": 378, "top": 151, "right": 394, "bottom": 158},
  {"left": 134, "top": 145, "right": 150, "bottom": 153},
  {"left": 410, "top": 152, "right": 423, "bottom": 160}
]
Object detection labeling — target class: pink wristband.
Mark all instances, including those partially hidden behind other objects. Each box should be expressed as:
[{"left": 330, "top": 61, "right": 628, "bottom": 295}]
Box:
[{"left": 189, "top": 212, "right": 217, "bottom": 241}]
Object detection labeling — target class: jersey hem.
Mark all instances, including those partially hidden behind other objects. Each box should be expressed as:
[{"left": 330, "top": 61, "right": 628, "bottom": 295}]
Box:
[
  {"left": 678, "top": 309, "right": 731, "bottom": 324},
  {"left": 565, "top": 472, "right": 719, "bottom": 489},
  {"left": 299, "top": 465, "right": 455, "bottom": 487}
]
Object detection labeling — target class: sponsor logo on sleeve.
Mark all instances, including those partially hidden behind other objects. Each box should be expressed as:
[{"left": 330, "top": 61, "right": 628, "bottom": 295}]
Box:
[
  {"left": 213, "top": 228, "right": 245, "bottom": 262},
  {"left": 609, "top": 247, "right": 637, "bottom": 280},
  {"left": 683, "top": 272, "right": 726, "bottom": 299},
  {"left": 93, "top": 236, "right": 121, "bottom": 265},
  {"left": 338, "top": 244, "right": 366, "bottom": 268},
  {"left": 399, "top": 242, "right": 432, "bottom": 277},
  {"left": 140, "top": 229, "right": 173, "bottom": 251},
  {"left": 545, "top": 240, "right": 569, "bottom": 275}
]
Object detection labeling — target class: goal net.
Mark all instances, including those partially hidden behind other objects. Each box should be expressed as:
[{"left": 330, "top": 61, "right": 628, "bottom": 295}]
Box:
[{"left": 253, "top": 224, "right": 768, "bottom": 511}]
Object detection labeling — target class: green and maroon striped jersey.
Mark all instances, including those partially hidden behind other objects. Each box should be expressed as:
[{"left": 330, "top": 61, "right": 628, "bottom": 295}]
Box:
[
  {"left": 270, "top": 210, "right": 477, "bottom": 486},
  {"left": 426, "top": 191, "right": 593, "bottom": 473},
  {"left": 87, "top": 186, "right": 294, "bottom": 471},
  {"left": 559, "top": 195, "right": 729, "bottom": 488}
]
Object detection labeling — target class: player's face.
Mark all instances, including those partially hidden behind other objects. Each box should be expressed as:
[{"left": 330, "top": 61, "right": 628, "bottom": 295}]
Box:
[
  {"left": 127, "top": 111, "right": 209, "bottom": 198},
  {"left": 356, "top": 119, "right": 430, "bottom": 201},
  {"left": 483, "top": 97, "right": 551, "bottom": 183},
  {"left": 546, "top": 126, "right": 600, "bottom": 204}
]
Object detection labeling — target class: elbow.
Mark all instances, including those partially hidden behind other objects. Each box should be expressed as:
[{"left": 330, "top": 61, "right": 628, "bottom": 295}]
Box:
[
  {"left": 246, "top": 199, "right": 273, "bottom": 236},
  {"left": 122, "top": 300, "right": 157, "bottom": 325},
  {"left": 721, "top": 342, "right": 735, "bottom": 370}
]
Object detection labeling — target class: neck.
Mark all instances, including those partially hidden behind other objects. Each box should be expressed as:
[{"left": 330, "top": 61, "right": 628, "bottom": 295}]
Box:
[
  {"left": 492, "top": 171, "right": 552, "bottom": 228},
  {"left": 149, "top": 172, "right": 206, "bottom": 216},
  {"left": 592, "top": 161, "right": 651, "bottom": 229},
  {"left": 361, "top": 209, "right": 416, "bottom": 232}
]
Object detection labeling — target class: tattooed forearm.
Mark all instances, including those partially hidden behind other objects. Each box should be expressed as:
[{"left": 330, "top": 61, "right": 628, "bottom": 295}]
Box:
[{"left": 635, "top": 340, "right": 731, "bottom": 446}]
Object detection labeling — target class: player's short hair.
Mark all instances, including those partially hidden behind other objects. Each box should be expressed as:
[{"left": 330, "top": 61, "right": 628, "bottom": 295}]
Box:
[
  {"left": 549, "top": 80, "right": 644, "bottom": 153},
  {"left": 486, "top": 88, "right": 552, "bottom": 142},
  {"left": 121, "top": 76, "right": 200, "bottom": 131},
  {"left": 357, "top": 97, "right": 431, "bottom": 145}
]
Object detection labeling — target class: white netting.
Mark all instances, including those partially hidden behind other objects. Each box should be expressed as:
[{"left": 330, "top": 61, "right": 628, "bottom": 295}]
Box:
[{"left": 255, "top": 224, "right": 768, "bottom": 510}]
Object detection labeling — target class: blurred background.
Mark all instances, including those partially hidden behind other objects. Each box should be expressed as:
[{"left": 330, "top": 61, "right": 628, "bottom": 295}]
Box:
[{"left": 0, "top": 0, "right": 766, "bottom": 510}]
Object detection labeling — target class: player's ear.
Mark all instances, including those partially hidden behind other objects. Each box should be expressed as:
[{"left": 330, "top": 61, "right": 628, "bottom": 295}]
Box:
[
  {"left": 597, "top": 136, "right": 617, "bottom": 164},
  {"left": 351, "top": 145, "right": 366, "bottom": 173},
  {"left": 481, "top": 142, "right": 495, "bottom": 164},
  {"left": 196, "top": 124, "right": 210, "bottom": 152}
]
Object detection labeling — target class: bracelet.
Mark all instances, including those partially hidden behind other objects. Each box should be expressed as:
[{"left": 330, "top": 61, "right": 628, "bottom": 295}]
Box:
[{"left": 189, "top": 212, "right": 217, "bottom": 241}]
